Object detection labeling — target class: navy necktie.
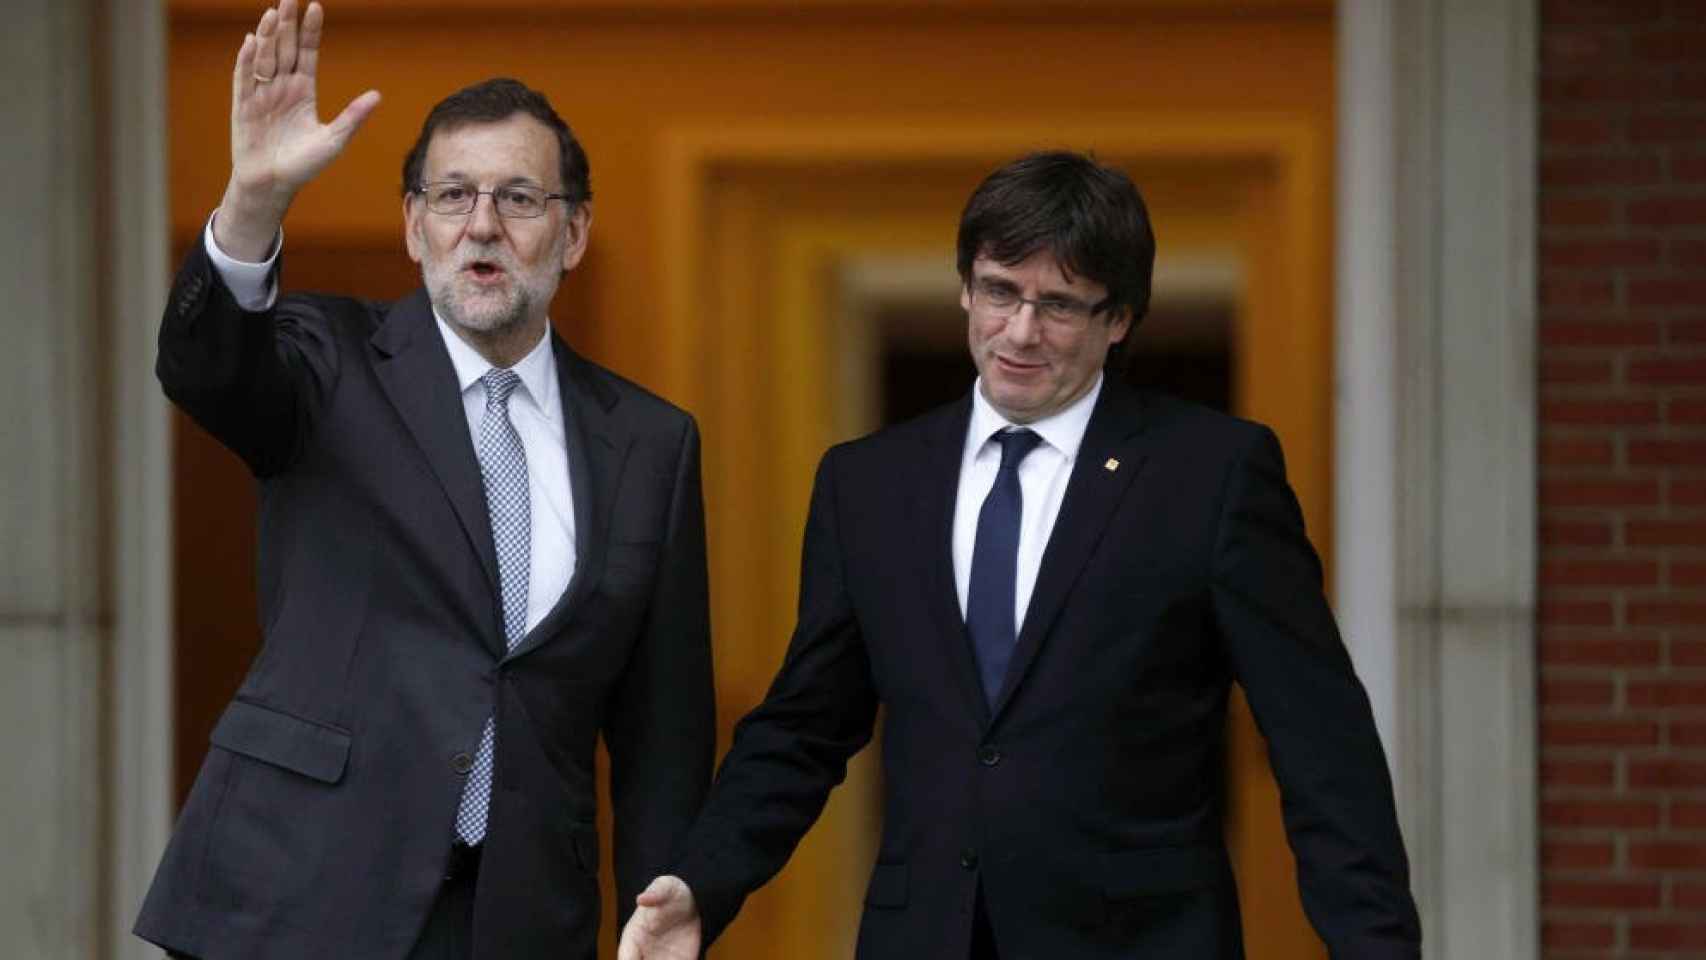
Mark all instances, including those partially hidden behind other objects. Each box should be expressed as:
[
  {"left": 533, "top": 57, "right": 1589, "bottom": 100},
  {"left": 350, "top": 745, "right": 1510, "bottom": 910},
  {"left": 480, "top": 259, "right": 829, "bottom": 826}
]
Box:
[{"left": 966, "top": 428, "right": 1042, "bottom": 708}]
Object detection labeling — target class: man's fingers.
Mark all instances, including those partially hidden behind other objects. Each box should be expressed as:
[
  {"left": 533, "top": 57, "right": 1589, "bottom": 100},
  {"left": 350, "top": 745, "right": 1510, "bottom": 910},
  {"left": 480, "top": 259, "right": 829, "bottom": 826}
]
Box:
[
  {"left": 275, "top": 0, "right": 300, "bottom": 77},
  {"left": 635, "top": 874, "right": 683, "bottom": 908},
  {"left": 634, "top": 877, "right": 670, "bottom": 908},
  {"left": 232, "top": 32, "right": 257, "bottom": 103},
  {"left": 615, "top": 921, "right": 640, "bottom": 960},
  {"left": 253, "top": 6, "right": 279, "bottom": 81},
  {"left": 619, "top": 892, "right": 699, "bottom": 960},
  {"left": 296, "top": 1, "right": 324, "bottom": 79}
]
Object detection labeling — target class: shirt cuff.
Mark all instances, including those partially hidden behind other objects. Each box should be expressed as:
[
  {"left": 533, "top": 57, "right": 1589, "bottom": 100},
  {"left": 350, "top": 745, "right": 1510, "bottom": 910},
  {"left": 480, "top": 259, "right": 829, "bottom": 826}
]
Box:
[{"left": 203, "top": 212, "right": 281, "bottom": 311}]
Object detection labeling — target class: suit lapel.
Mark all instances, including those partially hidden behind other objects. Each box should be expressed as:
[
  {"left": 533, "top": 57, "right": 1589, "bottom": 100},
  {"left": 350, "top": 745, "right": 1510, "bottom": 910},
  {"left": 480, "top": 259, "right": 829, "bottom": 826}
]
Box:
[
  {"left": 989, "top": 380, "right": 1151, "bottom": 721},
  {"left": 369, "top": 290, "right": 502, "bottom": 613},
  {"left": 506, "top": 336, "right": 626, "bottom": 661},
  {"left": 914, "top": 397, "right": 993, "bottom": 727}
]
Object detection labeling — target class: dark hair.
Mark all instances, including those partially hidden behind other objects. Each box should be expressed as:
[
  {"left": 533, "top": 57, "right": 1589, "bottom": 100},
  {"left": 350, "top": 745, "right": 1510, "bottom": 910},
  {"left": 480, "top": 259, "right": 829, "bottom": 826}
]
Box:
[
  {"left": 956, "top": 151, "right": 1155, "bottom": 327},
  {"left": 400, "top": 78, "right": 591, "bottom": 204}
]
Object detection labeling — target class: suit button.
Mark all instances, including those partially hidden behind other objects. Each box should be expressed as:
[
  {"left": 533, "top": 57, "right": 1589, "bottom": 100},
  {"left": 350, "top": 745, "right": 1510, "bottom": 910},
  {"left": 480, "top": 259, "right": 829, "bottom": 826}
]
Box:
[
  {"left": 451, "top": 752, "right": 474, "bottom": 775},
  {"left": 978, "top": 745, "right": 1002, "bottom": 767},
  {"left": 959, "top": 848, "right": 979, "bottom": 870}
]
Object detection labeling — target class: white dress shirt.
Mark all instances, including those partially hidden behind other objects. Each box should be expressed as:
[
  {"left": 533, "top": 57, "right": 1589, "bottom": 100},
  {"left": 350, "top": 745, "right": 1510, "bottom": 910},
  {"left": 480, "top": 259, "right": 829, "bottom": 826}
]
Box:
[
  {"left": 204, "top": 215, "right": 577, "bottom": 635},
  {"left": 952, "top": 374, "right": 1103, "bottom": 633}
]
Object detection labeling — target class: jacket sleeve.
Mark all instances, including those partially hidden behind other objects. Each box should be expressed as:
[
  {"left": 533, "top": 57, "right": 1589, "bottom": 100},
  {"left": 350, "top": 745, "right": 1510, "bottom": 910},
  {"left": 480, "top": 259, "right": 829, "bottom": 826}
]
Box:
[
  {"left": 1210, "top": 425, "right": 1422, "bottom": 959},
  {"left": 603, "top": 415, "right": 718, "bottom": 928},
  {"left": 156, "top": 238, "right": 339, "bottom": 477},
  {"left": 671, "top": 447, "right": 880, "bottom": 945}
]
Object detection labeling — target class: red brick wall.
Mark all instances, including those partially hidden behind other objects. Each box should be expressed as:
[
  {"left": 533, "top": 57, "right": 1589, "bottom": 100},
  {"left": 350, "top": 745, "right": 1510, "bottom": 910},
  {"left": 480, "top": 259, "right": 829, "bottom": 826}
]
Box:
[{"left": 1540, "top": 1, "right": 1706, "bottom": 956}]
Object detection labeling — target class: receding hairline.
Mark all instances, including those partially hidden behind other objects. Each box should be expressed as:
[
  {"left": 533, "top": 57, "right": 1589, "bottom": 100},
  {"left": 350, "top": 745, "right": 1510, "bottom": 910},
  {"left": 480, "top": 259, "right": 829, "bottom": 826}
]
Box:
[{"left": 415, "top": 113, "right": 569, "bottom": 186}]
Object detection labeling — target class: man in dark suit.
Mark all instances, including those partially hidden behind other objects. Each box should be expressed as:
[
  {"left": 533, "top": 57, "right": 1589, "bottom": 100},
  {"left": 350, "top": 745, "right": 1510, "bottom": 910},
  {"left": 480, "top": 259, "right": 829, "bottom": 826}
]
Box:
[
  {"left": 134, "top": 3, "right": 713, "bottom": 958},
  {"left": 619, "top": 152, "right": 1420, "bottom": 959}
]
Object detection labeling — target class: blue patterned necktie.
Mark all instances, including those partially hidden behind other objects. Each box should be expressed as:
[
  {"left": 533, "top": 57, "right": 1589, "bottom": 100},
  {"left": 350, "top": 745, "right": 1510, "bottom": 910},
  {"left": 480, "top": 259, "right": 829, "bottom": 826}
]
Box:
[
  {"left": 455, "top": 368, "right": 531, "bottom": 844},
  {"left": 966, "top": 428, "right": 1042, "bottom": 708}
]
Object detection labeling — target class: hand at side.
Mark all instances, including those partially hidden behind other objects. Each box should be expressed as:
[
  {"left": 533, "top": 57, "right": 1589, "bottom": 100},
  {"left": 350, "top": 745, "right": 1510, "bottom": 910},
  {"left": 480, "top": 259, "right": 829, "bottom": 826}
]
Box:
[{"left": 617, "top": 875, "right": 702, "bottom": 960}]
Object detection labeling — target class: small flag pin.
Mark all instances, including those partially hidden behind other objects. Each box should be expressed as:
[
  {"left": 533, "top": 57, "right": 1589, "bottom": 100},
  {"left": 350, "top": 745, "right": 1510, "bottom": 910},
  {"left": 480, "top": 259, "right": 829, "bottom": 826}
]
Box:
[{"left": 1104, "top": 458, "right": 1120, "bottom": 472}]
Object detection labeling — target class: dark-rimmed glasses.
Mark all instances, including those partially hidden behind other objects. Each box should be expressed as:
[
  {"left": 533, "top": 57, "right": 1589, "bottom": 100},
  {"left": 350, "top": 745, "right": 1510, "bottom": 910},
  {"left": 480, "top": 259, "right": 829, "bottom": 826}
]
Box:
[
  {"left": 969, "top": 277, "right": 1100, "bottom": 329},
  {"left": 414, "top": 181, "right": 571, "bottom": 219}
]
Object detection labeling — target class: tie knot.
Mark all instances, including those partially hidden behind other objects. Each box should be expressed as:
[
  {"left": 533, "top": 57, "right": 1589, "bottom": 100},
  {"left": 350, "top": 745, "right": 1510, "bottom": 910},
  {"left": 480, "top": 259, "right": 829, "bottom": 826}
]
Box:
[
  {"left": 992, "top": 428, "right": 1043, "bottom": 470},
  {"left": 481, "top": 368, "right": 522, "bottom": 410}
]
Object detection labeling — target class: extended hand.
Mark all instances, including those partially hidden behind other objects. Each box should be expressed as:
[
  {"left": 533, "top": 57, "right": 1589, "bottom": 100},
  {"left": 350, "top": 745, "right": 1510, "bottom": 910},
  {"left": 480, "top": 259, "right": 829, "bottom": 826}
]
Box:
[
  {"left": 215, "top": 0, "right": 380, "bottom": 260},
  {"left": 617, "top": 875, "right": 702, "bottom": 960}
]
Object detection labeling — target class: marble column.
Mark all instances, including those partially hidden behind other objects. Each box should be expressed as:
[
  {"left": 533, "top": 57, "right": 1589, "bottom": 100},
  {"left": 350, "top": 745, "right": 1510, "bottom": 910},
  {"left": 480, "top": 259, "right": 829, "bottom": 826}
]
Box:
[{"left": 0, "top": 1, "right": 170, "bottom": 958}]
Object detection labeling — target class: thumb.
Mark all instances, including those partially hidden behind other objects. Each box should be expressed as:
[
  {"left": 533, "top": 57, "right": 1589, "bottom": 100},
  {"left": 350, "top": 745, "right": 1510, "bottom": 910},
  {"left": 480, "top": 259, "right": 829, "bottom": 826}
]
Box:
[
  {"left": 634, "top": 874, "right": 680, "bottom": 909},
  {"left": 325, "top": 89, "right": 381, "bottom": 149}
]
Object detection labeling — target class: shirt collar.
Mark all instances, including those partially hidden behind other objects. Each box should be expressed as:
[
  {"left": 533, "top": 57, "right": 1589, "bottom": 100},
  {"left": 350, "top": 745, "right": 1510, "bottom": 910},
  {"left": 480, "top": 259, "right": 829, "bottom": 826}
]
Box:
[
  {"left": 966, "top": 372, "right": 1103, "bottom": 462},
  {"left": 432, "top": 309, "right": 556, "bottom": 415}
]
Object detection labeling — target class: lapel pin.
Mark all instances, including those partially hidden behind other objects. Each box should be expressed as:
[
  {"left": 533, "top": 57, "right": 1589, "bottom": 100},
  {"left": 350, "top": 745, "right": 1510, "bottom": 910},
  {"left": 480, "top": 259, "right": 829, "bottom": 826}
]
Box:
[{"left": 1104, "top": 458, "right": 1120, "bottom": 472}]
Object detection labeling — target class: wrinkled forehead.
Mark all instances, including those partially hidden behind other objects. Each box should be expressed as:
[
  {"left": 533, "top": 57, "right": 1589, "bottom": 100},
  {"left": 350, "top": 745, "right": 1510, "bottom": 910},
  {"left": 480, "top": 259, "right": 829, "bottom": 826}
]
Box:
[{"left": 422, "top": 114, "right": 561, "bottom": 187}]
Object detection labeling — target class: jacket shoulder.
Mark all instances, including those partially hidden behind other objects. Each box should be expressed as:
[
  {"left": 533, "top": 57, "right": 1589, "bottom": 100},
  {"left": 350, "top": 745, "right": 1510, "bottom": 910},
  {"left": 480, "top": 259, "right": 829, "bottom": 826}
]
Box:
[
  {"left": 1130, "top": 390, "right": 1279, "bottom": 459},
  {"left": 823, "top": 398, "right": 964, "bottom": 467},
  {"left": 564, "top": 350, "right": 697, "bottom": 433}
]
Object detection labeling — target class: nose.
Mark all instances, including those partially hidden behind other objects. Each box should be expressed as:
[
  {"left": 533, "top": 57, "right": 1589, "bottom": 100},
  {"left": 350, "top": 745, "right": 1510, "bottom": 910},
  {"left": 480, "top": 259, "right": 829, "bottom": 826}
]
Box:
[
  {"left": 1005, "top": 302, "right": 1043, "bottom": 345},
  {"left": 465, "top": 192, "right": 503, "bottom": 242}
]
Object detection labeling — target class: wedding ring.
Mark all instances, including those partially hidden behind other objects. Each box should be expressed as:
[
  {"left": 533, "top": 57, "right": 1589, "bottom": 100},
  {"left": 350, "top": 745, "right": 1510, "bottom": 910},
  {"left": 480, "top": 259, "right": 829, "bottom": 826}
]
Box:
[{"left": 254, "top": 73, "right": 274, "bottom": 83}]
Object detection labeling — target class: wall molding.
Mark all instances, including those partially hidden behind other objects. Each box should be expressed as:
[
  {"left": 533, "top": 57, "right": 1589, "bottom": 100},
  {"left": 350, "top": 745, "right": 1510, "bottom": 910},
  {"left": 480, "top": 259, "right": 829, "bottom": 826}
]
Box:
[{"left": 168, "top": 0, "right": 1333, "bottom": 23}]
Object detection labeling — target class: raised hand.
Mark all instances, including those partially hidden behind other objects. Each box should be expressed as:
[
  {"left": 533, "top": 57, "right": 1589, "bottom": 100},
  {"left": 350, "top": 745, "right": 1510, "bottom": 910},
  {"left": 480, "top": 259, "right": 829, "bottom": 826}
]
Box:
[
  {"left": 617, "top": 875, "right": 703, "bottom": 960},
  {"left": 214, "top": 0, "right": 381, "bottom": 261}
]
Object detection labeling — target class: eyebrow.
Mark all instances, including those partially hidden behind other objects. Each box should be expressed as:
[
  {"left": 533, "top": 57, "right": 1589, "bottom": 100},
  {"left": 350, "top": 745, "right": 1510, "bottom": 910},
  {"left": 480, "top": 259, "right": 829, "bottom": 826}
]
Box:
[
  {"left": 975, "top": 274, "right": 1091, "bottom": 304},
  {"left": 430, "top": 171, "right": 546, "bottom": 188}
]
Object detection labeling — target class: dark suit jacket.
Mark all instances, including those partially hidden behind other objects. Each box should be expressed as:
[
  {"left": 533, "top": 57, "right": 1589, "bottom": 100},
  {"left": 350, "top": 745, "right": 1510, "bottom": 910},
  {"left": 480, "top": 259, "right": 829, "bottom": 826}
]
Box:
[
  {"left": 674, "top": 381, "right": 1420, "bottom": 959},
  {"left": 135, "top": 242, "right": 715, "bottom": 960}
]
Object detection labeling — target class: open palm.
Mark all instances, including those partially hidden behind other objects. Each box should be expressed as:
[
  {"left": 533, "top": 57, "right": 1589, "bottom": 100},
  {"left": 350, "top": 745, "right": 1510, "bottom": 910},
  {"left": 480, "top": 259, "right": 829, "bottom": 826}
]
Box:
[{"left": 216, "top": 0, "right": 378, "bottom": 259}]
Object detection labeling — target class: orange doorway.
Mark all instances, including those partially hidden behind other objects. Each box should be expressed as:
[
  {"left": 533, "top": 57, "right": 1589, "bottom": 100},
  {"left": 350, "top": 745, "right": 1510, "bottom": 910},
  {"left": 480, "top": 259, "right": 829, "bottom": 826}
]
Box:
[{"left": 168, "top": 3, "right": 1336, "bottom": 957}]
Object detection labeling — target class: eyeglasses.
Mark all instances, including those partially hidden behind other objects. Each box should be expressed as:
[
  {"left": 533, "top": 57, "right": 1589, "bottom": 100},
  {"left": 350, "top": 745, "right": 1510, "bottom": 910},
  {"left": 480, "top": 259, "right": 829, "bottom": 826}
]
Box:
[
  {"left": 414, "top": 181, "right": 571, "bottom": 219},
  {"left": 969, "top": 278, "right": 1100, "bottom": 329}
]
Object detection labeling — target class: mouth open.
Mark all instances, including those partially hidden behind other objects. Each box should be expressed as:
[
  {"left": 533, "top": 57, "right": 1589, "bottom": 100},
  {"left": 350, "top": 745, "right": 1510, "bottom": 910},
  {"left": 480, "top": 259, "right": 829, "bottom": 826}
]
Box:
[{"left": 464, "top": 260, "right": 507, "bottom": 284}]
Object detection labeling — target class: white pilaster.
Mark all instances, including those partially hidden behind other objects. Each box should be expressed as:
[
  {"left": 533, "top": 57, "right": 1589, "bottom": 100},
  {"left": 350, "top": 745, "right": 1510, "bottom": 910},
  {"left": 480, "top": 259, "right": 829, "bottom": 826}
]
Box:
[
  {"left": 0, "top": 0, "right": 105, "bottom": 957},
  {"left": 0, "top": 1, "right": 172, "bottom": 957},
  {"left": 1336, "top": 1, "right": 1538, "bottom": 957}
]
